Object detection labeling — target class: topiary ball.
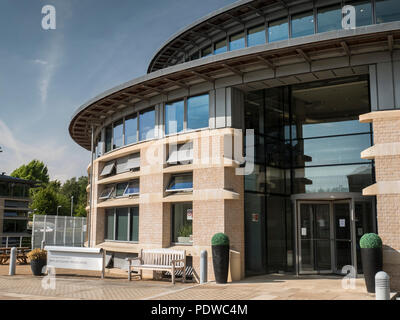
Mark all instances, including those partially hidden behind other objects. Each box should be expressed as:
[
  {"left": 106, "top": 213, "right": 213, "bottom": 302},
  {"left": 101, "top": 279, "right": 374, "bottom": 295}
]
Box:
[
  {"left": 211, "top": 233, "right": 230, "bottom": 246},
  {"left": 360, "top": 233, "right": 382, "bottom": 249}
]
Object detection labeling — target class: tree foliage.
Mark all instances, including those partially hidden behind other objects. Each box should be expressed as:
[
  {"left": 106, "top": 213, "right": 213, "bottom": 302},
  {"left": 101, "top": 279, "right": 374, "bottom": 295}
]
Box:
[
  {"left": 11, "top": 159, "right": 50, "bottom": 184},
  {"left": 12, "top": 160, "right": 87, "bottom": 217}
]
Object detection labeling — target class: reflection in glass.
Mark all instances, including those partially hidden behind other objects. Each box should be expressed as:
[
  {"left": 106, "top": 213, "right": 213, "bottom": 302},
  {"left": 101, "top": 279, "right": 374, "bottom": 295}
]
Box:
[
  {"left": 245, "top": 164, "right": 265, "bottom": 192},
  {"left": 317, "top": 5, "right": 342, "bottom": 33},
  {"left": 106, "top": 210, "right": 114, "bottom": 240},
  {"left": 187, "top": 94, "right": 209, "bottom": 130},
  {"left": 125, "top": 114, "right": 137, "bottom": 145},
  {"left": 293, "top": 164, "right": 373, "bottom": 193},
  {"left": 268, "top": 18, "right": 288, "bottom": 42},
  {"left": 214, "top": 39, "right": 227, "bottom": 54},
  {"left": 105, "top": 126, "right": 112, "bottom": 152},
  {"left": 247, "top": 25, "right": 266, "bottom": 46},
  {"left": 376, "top": 0, "right": 400, "bottom": 23},
  {"left": 172, "top": 202, "right": 193, "bottom": 244},
  {"left": 165, "top": 100, "right": 184, "bottom": 135},
  {"left": 116, "top": 208, "right": 129, "bottom": 241},
  {"left": 130, "top": 207, "right": 139, "bottom": 242},
  {"left": 347, "top": 0, "right": 372, "bottom": 26},
  {"left": 113, "top": 120, "right": 124, "bottom": 149},
  {"left": 245, "top": 193, "right": 266, "bottom": 274},
  {"left": 230, "top": 32, "right": 245, "bottom": 50},
  {"left": 201, "top": 46, "right": 212, "bottom": 57},
  {"left": 139, "top": 107, "right": 155, "bottom": 141},
  {"left": 291, "top": 11, "right": 314, "bottom": 38},
  {"left": 292, "top": 134, "right": 371, "bottom": 167}
]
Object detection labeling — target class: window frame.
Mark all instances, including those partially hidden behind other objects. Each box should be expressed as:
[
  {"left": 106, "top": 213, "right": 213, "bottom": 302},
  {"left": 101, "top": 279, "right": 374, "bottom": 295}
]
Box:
[
  {"left": 171, "top": 202, "right": 193, "bottom": 245},
  {"left": 104, "top": 207, "right": 139, "bottom": 243},
  {"left": 166, "top": 173, "right": 193, "bottom": 193},
  {"left": 99, "top": 185, "right": 115, "bottom": 200}
]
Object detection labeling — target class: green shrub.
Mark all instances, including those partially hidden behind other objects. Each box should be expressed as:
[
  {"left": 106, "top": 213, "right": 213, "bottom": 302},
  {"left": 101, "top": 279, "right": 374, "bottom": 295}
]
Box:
[
  {"left": 211, "top": 233, "right": 229, "bottom": 246},
  {"left": 178, "top": 223, "right": 192, "bottom": 237},
  {"left": 360, "top": 233, "right": 382, "bottom": 249}
]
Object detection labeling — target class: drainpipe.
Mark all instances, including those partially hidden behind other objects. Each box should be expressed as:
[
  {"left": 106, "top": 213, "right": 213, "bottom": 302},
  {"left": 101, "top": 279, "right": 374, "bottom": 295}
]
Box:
[{"left": 88, "top": 124, "right": 95, "bottom": 248}]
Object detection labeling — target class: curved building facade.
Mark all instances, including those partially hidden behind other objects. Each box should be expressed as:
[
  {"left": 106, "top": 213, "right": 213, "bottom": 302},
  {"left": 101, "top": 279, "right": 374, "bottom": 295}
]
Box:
[{"left": 69, "top": 0, "right": 400, "bottom": 286}]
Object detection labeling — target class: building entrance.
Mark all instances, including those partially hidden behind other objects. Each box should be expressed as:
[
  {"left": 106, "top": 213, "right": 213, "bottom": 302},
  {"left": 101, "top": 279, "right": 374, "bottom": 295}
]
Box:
[{"left": 295, "top": 195, "right": 376, "bottom": 275}]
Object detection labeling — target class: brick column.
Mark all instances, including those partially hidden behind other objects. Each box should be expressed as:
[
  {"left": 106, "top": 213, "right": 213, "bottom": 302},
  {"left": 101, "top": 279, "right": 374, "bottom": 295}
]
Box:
[{"left": 360, "top": 110, "right": 400, "bottom": 291}]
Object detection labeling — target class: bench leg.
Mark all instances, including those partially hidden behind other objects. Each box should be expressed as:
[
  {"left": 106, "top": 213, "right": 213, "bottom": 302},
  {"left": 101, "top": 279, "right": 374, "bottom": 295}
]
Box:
[
  {"left": 172, "top": 264, "right": 175, "bottom": 285},
  {"left": 128, "top": 260, "right": 132, "bottom": 281},
  {"left": 182, "top": 267, "right": 186, "bottom": 283}
]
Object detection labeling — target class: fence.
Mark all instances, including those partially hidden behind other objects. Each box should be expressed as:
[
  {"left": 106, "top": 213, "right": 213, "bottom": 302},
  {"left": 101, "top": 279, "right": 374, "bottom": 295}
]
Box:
[
  {"left": 32, "top": 215, "right": 87, "bottom": 249},
  {"left": 1, "top": 236, "right": 31, "bottom": 248}
]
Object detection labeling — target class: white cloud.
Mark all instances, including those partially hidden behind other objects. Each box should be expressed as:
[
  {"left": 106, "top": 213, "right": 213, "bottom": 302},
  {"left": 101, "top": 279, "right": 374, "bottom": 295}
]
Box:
[
  {"left": 0, "top": 119, "right": 88, "bottom": 182},
  {"left": 33, "top": 59, "right": 48, "bottom": 65}
]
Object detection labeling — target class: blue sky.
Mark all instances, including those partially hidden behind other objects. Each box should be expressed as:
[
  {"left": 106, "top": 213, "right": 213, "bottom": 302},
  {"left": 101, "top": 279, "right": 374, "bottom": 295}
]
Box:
[{"left": 0, "top": 0, "right": 236, "bottom": 181}]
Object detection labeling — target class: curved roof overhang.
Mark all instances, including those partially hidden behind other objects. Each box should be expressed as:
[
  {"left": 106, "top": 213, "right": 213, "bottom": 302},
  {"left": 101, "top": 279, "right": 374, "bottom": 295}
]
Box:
[
  {"left": 70, "top": 22, "right": 400, "bottom": 150},
  {"left": 147, "top": 0, "right": 305, "bottom": 73}
]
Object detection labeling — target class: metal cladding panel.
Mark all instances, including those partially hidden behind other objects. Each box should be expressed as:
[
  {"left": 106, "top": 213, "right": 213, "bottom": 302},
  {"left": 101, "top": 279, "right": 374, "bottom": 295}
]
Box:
[
  {"left": 215, "top": 88, "right": 226, "bottom": 128},
  {"left": 377, "top": 62, "right": 395, "bottom": 110}
]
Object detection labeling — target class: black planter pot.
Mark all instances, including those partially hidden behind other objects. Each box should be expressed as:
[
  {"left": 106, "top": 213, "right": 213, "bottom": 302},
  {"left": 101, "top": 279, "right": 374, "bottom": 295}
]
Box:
[
  {"left": 361, "top": 248, "right": 383, "bottom": 293},
  {"left": 212, "top": 245, "right": 229, "bottom": 284},
  {"left": 30, "top": 259, "right": 46, "bottom": 276}
]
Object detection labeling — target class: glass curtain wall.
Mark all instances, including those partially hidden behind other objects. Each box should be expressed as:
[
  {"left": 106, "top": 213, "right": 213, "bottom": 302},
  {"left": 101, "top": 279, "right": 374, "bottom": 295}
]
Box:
[{"left": 244, "top": 75, "right": 373, "bottom": 276}]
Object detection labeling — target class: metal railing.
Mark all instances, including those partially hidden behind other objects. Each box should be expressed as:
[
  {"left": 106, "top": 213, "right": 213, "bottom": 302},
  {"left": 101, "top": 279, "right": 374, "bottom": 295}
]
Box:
[{"left": 1, "top": 236, "right": 31, "bottom": 248}]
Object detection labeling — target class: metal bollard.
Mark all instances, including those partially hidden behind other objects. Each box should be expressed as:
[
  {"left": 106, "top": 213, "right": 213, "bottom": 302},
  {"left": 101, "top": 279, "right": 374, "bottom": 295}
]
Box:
[
  {"left": 375, "top": 271, "right": 390, "bottom": 300},
  {"left": 9, "top": 247, "right": 16, "bottom": 276},
  {"left": 200, "top": 250, "right": 207, "bottom": 284},
  {"left": 41, "top": 240, "right": 46, "bottom": 250}
]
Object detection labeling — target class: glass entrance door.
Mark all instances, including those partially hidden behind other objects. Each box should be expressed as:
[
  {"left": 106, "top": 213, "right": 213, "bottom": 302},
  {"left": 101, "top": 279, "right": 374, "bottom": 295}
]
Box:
[
  {"left": 298, "top": 202, "right": 332, "bottom": 274},
  {"left": 333, "top": 202, "right": 352, "bottom": 273},
  {"left": 298, "top": 200, "right": 354, "bottom": 274}
]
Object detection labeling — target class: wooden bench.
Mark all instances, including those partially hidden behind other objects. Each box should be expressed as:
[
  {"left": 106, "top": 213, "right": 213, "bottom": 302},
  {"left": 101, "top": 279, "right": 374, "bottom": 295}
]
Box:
[
  {"left": 0, "top": 247, "right": 30, "bottom": 265},
  {"left": 126, "top": 249, "right": 186, "bottom": 284}
]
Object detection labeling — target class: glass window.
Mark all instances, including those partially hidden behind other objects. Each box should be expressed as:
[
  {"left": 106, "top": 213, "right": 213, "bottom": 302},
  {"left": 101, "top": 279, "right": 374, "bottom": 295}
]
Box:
[
  {"left": 139, "top": 107, "right": 155, "bottom": 141},
  {"left": 214, "top": 39, "right": 227, "bottom": 54},
  {"left": 201, "top": 46, "right": 212, "bottom": 57},
  {"left": 172, "top": 202, "right": 193, "bottom": 244},
  {"left": 293, "top": 164, "right": 373, "bottom": 193},
  {"left": 4, "top": 211, "right": 18, "bottom": 217},
  {"left": 346, "top": 0, "right": 372, "bottom": 27},
  {"left": 130, "top": 207, "right": 139, "bottom": 242},
  {"left": 165, "top": 100, "right": 184, "bottom": 135},
  {"left": 99, "top": 185, "right": 114, "bottom": 200},
  {"left": 292, "top": 134, "right": 371, "bottom": 167},
  {"left": 190, "top": 51, "right": 200, "bottom": 61},
  {"left": 16, "top": 220, "right": 27, "bottom": 233},
  {"left": 4, "top": 200, "right": 28, "bottom": 208},
  {"left": 115, "top": 183, "right": 128, "bottom": 197},
  {"left": 105, "top": 125, "right": 112, "bottom": 152},
  {"left": 268, "top": 18, "right": 288, "bottom": 42},
  {"left": 124, "top": 180, "right": 139, "bottom": 196},
  {"left": 245, "top": 164, "right": 266, "bottom": 193},
  {"left": 247, "top": 25, "right": 266, "bottom": 47},
  {"left": 317, "top": 5, "right": 342, "bottom": 33},
  {"left": 291, "top": 11, "right": 315, "bottom": 38},
  {"left": 230, "top": 32, "right": 245, "bottom": 50},
  {"left": 167, "top": 174, "right": 193, "bottom": 192},
  {"left": 187, "top": 94, "right": 209, "bottom": 130},
  {"left": 376, "top": 0, "right": 400, "bottom": 24},
  {"left": 113, "top": 120, "right": 123, "bottom": 149},
  {"left": 125, "top": 114, "right": 137, "bottom": 145},
  {"left": 116, "top": 208, "right": 129, "bottom": 241},
  {"left": 107, "top": 210, "right": 115, "bottom": 240}
]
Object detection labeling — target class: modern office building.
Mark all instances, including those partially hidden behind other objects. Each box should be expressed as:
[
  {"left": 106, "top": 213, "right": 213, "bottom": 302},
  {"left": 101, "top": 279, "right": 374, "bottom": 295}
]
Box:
[
  {"left": 0, "top": 174, "right": 35, "bottom": 247},
  {"left": 69, "top": 0, "right": 400, "bottom": 288}
]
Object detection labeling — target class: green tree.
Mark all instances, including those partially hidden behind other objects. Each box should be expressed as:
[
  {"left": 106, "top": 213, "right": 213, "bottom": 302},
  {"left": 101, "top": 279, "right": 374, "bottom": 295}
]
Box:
[
  {"left": 60, "top": 176, "right": 88, "bottom": 217},
  {"left": 11, "top": 160, "right": 49, "bottom": 184}
]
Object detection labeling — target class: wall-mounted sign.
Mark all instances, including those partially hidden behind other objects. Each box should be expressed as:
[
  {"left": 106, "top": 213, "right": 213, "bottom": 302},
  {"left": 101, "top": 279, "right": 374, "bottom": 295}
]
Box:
[
  {"left": 301, "top": 228, "right": 307, "bottom": 236},
  {"left": 252, "top": 213, "right": 259, "bottom": 222},
  {"left": 339, "top": 219, "right": 346, "bottom": 227},
  {"left": 186, "top": 209, "right": 193, "bottom": 220}
]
